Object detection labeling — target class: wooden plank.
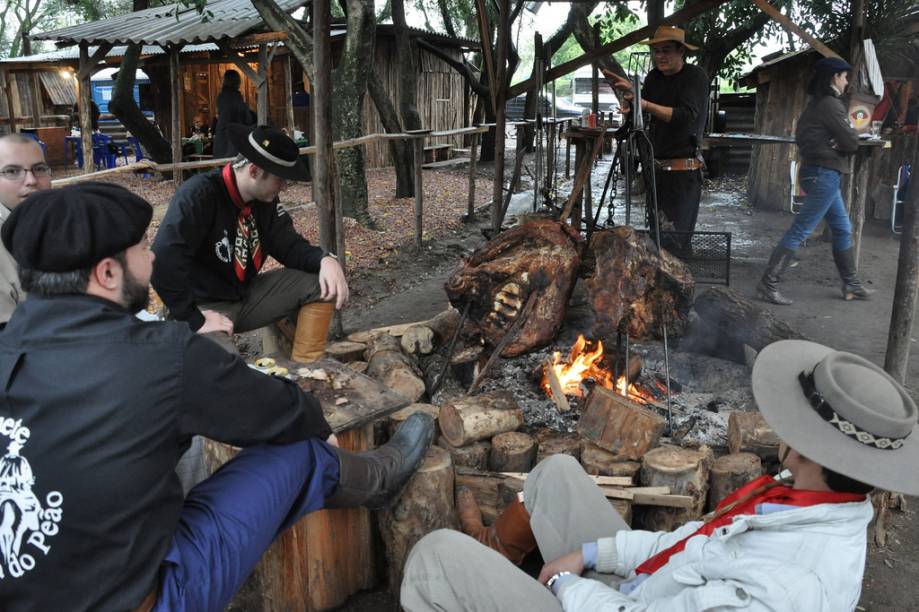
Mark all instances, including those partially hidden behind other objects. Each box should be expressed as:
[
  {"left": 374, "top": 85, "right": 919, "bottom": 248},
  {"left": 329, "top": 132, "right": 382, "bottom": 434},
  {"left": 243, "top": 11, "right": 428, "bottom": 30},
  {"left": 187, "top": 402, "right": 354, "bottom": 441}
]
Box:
[
  {"left": 28, "top": 73, "right": 42, "bottom": 129},
  {"left": 467, "top": 132, "right": 479, "bottom": 218},
  {"left": 257, "top": 44, "right": 270, "bottom": 125},
  {"left": 501, "top": 472, "right": 633, "bottom": 487},
  {"left": 474, "top": 0, "right": 496, "bottom": 114},
  {"left": 414, "top": 137, "right": 424, "bottom": 248},
  {"left": 284, "top": 55, "right": 296, "bottom": 135},
  {"left": 1, "top": 70, "right": 17, "bottom": 133},
  {"left": 544, "top": 362, "right": 571, "bottom": 413},
  {"left": 751, "top": 0, "right": 840, "bottom": 59}
]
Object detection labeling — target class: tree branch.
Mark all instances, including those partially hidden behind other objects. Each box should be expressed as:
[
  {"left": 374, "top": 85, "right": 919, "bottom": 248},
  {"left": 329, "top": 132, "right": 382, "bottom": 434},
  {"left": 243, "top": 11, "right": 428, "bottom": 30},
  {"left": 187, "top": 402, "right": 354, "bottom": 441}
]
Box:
[
  {"left": 250, "top": 0, "right": 315, "bottom": 82},
  {"left": 436, "top": 0, "right": 457, "bottom": 39}
]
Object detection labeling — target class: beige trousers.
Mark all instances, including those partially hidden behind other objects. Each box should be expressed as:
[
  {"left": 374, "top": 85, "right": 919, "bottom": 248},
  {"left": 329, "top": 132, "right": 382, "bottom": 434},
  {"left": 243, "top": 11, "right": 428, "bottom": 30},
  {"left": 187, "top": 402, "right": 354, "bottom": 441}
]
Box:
[{"left": 401, "top": 455, "right": 629, "bottom": 611}]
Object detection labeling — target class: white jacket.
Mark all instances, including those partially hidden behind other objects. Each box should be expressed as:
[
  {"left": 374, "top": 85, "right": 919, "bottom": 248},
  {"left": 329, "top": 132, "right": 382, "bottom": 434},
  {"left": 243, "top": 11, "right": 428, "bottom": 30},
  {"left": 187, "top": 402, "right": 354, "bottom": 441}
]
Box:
[{"left": 557, "top": 499, "right": 873, "bottom": 611}]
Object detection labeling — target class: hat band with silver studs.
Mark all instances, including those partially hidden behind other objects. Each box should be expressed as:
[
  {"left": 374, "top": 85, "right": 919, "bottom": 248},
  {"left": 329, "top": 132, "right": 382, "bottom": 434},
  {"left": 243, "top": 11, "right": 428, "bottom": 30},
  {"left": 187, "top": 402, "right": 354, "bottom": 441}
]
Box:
[
  {"left": 248, "top": 133, "right": 297, "bottom": 167},
  {"left": 799, "top": 369, "right": 908, "bottom": 450}
]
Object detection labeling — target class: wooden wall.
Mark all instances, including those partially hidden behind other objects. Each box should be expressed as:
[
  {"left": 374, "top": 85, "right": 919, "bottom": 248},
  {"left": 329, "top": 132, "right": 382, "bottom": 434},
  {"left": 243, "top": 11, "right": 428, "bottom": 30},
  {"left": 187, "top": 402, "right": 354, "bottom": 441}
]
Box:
[
  {"left": 746, "top": 53, "right": 817, "bottom": 211},
  {"left": 361, "top": 39, "right": 467, "bottom": 168}
]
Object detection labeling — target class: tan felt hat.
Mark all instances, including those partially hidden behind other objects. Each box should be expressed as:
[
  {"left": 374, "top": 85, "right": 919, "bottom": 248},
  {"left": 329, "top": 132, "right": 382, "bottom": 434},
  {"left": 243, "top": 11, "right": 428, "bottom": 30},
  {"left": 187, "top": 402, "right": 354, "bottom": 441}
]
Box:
[{"left": 641, "top": 25, "right": 699, "bottom": 52}]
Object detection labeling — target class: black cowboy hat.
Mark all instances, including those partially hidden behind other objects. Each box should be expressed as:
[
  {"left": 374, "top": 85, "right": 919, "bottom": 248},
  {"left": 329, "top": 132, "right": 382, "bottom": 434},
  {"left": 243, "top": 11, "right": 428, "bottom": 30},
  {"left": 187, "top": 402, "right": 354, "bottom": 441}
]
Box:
[{"left": 228, "top": 124, "right": 310, "bottom": 182}]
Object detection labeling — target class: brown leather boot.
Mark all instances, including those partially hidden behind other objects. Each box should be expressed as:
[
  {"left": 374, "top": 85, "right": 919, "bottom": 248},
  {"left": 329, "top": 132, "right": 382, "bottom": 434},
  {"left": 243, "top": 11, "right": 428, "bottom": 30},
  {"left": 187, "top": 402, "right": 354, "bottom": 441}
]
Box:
[
  {"left": 456, "top": 486, "right": 536, "bottom": 565},
  {"left": 291, "top": 302, "right": 335, "bottom": 362}
]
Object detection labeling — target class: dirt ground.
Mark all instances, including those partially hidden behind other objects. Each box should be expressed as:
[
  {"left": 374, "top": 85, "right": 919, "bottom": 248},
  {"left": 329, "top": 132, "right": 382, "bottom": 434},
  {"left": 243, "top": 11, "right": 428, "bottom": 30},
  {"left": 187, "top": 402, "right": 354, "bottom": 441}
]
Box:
[
  {"left": 66, "top": 149, "right": 916, "bottom": 609},
  {"left": 329, "top": 154, "right": 919, "bottom": 610}
]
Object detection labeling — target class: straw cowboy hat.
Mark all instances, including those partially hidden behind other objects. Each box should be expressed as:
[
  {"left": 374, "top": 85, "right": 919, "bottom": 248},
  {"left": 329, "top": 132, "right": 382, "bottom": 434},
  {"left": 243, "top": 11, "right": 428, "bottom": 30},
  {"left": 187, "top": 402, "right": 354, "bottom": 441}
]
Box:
[
  {"left": 228, "top": 124, "right": 310, "bottom": 182},
  {"left": 641, "top": 25, "right": 699, "bottom": 52},
  {"left": 753, "top": 340, "right": 919, "bottom": 495}
]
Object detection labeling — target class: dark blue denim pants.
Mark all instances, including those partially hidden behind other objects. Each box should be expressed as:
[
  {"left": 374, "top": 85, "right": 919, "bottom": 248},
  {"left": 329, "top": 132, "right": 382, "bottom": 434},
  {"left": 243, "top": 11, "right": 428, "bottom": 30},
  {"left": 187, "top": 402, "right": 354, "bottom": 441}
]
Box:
[{"left": 779, "top": 165, "right": 852, "bottom": 251}]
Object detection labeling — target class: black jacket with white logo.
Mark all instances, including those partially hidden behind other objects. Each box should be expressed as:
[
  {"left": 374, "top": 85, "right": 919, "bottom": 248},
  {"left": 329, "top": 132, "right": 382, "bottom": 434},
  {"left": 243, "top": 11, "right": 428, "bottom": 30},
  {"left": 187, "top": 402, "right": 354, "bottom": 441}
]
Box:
[
  {"left": 0, "top": 294, "right": 331, "bottom": 611},
  {"left": 152, "top": 168, "right": 325, "bottom": 331}
]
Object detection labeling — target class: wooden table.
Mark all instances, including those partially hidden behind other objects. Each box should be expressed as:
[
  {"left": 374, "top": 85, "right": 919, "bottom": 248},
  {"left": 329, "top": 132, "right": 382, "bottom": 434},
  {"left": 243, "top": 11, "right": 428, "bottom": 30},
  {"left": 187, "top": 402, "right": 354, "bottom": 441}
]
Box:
[
  {"left": 205, "top": 358, "right": 410, "bottom": 611},
  {"left": 561, "top": 127, "right": 616, "bottom": 227}
]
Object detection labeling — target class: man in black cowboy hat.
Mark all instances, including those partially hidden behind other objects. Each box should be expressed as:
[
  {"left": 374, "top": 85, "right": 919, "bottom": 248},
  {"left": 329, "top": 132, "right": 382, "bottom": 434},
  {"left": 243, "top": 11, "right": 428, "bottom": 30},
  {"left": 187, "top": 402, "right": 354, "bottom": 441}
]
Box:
[
  {"left": 401, "top": 339, "right": 917, "bottom": 611},
  {"left": 603, "top": 26, "right": 709, "bottom": 252},
  {"left": 152, "top": 124, "right": 347, "bottom": 362},
  {"left": 0, "top": 182, "right": 434, "bottom": 611}
]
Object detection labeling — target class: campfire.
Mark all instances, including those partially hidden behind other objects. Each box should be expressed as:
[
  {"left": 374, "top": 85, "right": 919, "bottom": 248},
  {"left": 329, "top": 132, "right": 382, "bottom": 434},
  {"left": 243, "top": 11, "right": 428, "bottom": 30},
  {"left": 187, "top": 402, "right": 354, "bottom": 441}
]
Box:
[{"left": 541, "top": 335, "right": 658, "bottom": 404}]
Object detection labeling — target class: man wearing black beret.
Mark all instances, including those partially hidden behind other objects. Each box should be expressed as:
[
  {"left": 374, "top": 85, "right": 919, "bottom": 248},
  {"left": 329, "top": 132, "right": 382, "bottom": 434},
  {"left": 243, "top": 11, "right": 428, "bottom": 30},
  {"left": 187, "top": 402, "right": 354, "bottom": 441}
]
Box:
[
  {"left": 0, "top": 182, "right": 434, "bottom": 611},
  {"left": 152, "top": 124, "right": 348, "bottom": 361}
]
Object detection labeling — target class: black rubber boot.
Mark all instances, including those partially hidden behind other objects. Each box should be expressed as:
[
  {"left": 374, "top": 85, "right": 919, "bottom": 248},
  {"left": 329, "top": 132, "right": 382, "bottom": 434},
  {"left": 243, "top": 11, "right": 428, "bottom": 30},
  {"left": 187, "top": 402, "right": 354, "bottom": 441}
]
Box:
[
  {"left": 326, "top": 412, "right": 435, "bottom": 509},
  {"left": 756, "top": 246, "right": 797, "bottom": 305},
  {"left": 833, "top": 248, "right": 875, "bottom": 300}
]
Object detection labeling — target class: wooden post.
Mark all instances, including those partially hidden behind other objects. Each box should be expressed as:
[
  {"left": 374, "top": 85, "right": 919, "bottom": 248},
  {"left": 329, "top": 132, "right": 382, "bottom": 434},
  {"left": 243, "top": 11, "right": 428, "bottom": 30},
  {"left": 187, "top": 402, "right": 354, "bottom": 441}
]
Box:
[
  {"left": 283, "top": 55, "right": 296, "bottom": 135},
  {"left": 884, "top": 139, "right": 919, "bottom": 384},
  {"left": 414, "top": 136, "right": 424, "bottom": 248},
  {"left": 257, "top": 43, "right": 269, "bottom": 125},
  {"left": 169, "top": 45, "right": 184, "bottom": 187},
  {"left": 474, "top": 0, "right": 497, "bottom": 114},
  {"left": 313, "top": 0, "right": 334, "bottom": 251},
  {"left": 591, "top": 24, "right": 600, "bottom": 117},
  {"left": 78, "top": 44, "right": 94, "bottom": 175},
  {"left": 491, "top": 0, "right": 510, "bottom": 232},
  {"left": 466, "top": 131, "right": 479, "bottom": 218},
  {"left": 29, "top": 72, "right": 42, "bottom": 128},
  {"left": 565, "top": 134, "right": 571, "bottom": 178},
  {"left": 849, "top": 147, "right": 872, "bottom": 266},
  {"left": 1, "top": 70, "right": 16, "bottom": 133}
]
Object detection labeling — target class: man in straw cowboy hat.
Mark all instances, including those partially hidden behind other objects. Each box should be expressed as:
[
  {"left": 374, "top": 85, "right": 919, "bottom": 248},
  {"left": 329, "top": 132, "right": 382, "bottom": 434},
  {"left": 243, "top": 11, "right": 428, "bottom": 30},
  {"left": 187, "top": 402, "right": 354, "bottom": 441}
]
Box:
[
  {"left": 400, "top": 339, "right": 917, "bottom": 611},
  {"left": 153, "top": 124, "right": 347, "bottom": 362},
  {"left": 603, "top": 26, "right": 709, "bottom": 252}
]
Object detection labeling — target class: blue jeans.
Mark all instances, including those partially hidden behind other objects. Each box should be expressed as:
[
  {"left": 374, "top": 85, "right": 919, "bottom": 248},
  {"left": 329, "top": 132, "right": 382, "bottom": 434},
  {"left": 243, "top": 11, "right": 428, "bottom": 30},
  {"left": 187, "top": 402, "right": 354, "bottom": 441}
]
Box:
[
  {"left": 153, "top": 439, "right": 340, "bottom": 612},
  {"left": 779, "top": 165, "right": 852, "bottom": 251}
]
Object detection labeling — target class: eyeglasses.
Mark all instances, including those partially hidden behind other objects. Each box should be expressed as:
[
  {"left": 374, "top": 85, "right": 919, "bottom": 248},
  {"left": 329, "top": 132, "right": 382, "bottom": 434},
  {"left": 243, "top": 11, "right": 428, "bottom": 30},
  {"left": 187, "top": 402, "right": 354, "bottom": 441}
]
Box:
[{"left": 0, "top": 164, "right": 52, "bottom": 181}]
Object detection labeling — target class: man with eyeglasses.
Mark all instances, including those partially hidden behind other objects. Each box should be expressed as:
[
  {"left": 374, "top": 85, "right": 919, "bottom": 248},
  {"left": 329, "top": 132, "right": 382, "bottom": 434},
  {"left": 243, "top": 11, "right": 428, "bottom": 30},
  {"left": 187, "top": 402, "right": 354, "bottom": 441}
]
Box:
[
  {"left": 604, "top": 26, "right": 709, "bottom": 254},
  {"left": 0, "top": 134, "right": 52, "bottom": 323}
]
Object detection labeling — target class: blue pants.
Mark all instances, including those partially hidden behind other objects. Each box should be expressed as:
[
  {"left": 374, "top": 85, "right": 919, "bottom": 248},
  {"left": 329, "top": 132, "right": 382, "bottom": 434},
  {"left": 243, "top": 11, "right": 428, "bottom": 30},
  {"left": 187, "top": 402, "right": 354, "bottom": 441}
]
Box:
[
  {"left": 779, "top": 165, "right": 852, "bottom": 252},
  {"left": 154, "top": 439, "right": 340, "bottom": 612}
]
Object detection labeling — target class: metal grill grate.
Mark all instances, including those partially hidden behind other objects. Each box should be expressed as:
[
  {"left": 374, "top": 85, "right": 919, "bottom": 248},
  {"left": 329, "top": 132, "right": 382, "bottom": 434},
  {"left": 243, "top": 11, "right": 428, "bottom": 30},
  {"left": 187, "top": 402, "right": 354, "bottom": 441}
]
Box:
[{"left": 638, "top": 230, "right": 732, "bottom": 285}]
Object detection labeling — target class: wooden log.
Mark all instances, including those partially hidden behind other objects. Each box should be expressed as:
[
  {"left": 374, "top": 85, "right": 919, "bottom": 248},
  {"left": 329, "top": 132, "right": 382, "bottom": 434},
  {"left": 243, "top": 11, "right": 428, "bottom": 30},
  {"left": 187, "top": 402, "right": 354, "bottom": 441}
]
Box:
[
  {"left": 639, "top": 445, "right": 713, "bottom": 532},
  {"left": 387, "top": 403, "right": 441, "bottom": 438},
  {"left": 439, "top": 391, "right": 523, "bottom": 447},
  {"left": 364, "top": 333, "right": 426, "bottom": 402},
  {"left": 401, "top": 325, "right": 435, "bottom": 355},
  {"left": 707, "top": 452, "right": 763, "bottom": 512},
  {"left": 347, "top": 361, "right": 368, "bottom": 374},
  {"left": 535, "top": 433, "right": 581, "bottom": 464},
  {"left": 437, "top": 436, "right": 491, "bottom": 470},
  {"left": 498, "top": 476, "right": 524, "bottom": 514},
  {"left": 455, "top": 470, "right": 503, "bottom": 524},
  {"left": 204, "top": 424, "right": 375, "bottom": 611},
  {"left": 326, "top": 340, "right": 368, "bottom": 363},
  {"left": 694, "top": 287, "right": 808, "bottom": 352},
  {"left": 727, "top": 411, "right": 780, "bottom": 462},
  {"left": 501, "top": 472, "right": 633, "bottom": 488},
  {"left": 577, "top": 386, "right": 667, "bottom": 461},
  {"left": 610, "top": 498, "right": 632, "bottom": 526},
  {"left": 378, "top": 446, "right": 456, "bottom": 593},
  {"left": 580, "top": 441, "right": 642, "bottom": 479},
  {"left": 489, "top": 432, "right": 537, "bottom": 472}
]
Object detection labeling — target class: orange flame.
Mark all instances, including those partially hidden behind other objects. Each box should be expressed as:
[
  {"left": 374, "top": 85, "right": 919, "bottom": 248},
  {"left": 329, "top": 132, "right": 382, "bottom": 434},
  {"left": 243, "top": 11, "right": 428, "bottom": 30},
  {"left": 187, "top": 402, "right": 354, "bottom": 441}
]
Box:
[{"left": 541, "top": 335, "right": 656, "bottom": 403}]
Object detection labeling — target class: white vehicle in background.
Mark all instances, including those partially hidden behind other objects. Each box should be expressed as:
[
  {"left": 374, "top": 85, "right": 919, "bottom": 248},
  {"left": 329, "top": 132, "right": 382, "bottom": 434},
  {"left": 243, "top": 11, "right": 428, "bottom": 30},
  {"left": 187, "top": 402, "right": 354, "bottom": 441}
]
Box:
[{"left": 571, "top": 65, "right": 621, "bottom": 123}]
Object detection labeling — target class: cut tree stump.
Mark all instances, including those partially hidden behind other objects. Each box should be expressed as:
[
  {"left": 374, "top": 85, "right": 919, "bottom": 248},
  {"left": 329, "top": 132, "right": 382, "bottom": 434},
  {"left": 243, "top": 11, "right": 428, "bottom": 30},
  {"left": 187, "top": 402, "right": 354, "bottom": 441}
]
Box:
[
  {"left": 610, "top": 499, "right": 632, "bottom": 526},
  {"left": 378, "top": 446, "right": 457, "bottom": 593},
  {"left": 455, "top": 468, "right": 504, "bottom": 524},
  {"left": 580, "top": 441, "right": 642, "bottom": 479},
  {"left": 365, "top": 333, "right": 426, "bottom": 402},
  {"left": 325, "top": 341, "right": 368, "bottom": 363},
  {"left": 577, "top": 387, "right": 667, "bottom": 461},
  {"left": 439, "top": 391, "right": 524, "bottom": 447},
  {"left": 401, "top": 326, "right": 435, "bottom": 355},
  {"left": 437, "top": 436, "right": 491, "bottom": 471},
  {"left": 489, "top": 431, "right": 537, "bottom": 472},
  {"left": 639, "top": 445, "right": 713, "bottom": 532},
  {"left": 727, "top": 411, "right": 780, "bottom": 462},
  {"left": 694, "top": 287, "right": 808, "bottom": 352},
  {"left": 387, "top": 403, "right": 441, "bottom": 438},
  {"left": 707, "top": 452, "right": 763, "bottom": 512},
  {"left": 535, "top": 432, "right": 581, "bottom": 464}
]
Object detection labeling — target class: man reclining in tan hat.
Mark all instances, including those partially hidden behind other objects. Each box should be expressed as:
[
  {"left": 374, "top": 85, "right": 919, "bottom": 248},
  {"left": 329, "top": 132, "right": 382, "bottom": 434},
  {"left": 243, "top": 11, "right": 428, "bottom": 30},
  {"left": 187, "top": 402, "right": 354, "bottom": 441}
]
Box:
[{"left": 401, "top": 340, "right": 918, "bottom": 611}]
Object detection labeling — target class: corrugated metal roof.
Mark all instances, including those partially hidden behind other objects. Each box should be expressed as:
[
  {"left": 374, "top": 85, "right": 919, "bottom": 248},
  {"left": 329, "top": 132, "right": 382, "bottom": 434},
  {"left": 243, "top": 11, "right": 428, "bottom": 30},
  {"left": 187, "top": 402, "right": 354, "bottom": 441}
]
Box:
[
  {"left": 34, "top": 0, "right": 308, "bottom": 47},
  {"left": 38, "top": 71, "right": 77, "bottom": 105},
  {"left": 0, "top": 44, "right": 219, "bottom": 65}
]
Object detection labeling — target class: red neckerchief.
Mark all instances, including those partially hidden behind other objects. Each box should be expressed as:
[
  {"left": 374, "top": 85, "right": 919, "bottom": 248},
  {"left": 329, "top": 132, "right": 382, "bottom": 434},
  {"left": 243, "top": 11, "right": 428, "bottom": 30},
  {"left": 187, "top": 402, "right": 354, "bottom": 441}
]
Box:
[
  {"left": 634, "top": 474, "right": 866, "bottom": 576},
  {"left": 221, "top": 163, "right": 264, "bottom": 282}
]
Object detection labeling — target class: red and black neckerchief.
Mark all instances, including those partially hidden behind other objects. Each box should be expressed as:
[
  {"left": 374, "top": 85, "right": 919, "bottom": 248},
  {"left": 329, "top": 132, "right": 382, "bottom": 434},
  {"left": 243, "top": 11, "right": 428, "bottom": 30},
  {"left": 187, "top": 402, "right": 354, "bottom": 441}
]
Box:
[
  {"left": 222, "top": 163, "right": 264, "bottom": 282},
  {"left": 634, "top": 474, "right": 866, "bottom": 576}
]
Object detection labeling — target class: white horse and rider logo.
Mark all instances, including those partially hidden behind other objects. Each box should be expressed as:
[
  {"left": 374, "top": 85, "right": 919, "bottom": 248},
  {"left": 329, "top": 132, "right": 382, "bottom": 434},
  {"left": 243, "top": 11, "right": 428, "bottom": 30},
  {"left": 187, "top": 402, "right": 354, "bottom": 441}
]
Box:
[
  {"left": 0, "top": 419, "right": 63, "bottom": 579},
  {"left": 215, "top": 230, "right": 232, "bottom": 264}
]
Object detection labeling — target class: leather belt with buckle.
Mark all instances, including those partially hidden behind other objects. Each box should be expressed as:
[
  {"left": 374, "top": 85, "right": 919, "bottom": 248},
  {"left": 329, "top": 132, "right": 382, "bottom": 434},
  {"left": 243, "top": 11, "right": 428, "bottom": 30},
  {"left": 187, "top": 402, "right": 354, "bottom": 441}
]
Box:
[{"left": 654, "top": 158, "right": 704, "bottom": 171}]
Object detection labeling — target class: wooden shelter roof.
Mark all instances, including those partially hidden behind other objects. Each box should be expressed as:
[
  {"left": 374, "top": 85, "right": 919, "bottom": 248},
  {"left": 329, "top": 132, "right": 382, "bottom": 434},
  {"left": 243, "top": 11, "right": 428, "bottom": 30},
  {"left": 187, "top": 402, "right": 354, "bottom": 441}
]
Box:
[{"left": 33, "top": 0, "right": 307, "bottom": 47}]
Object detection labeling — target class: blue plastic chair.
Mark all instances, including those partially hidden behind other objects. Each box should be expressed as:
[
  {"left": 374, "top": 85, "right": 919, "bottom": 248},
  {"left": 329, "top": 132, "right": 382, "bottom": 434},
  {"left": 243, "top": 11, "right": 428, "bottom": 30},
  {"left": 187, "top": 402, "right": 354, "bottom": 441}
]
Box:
[
  {"left": 127, "top": 136, "right": 144, "bottom": 162},
  {"left": 92, "top": 133, "right": 117, "bottom": 169}
]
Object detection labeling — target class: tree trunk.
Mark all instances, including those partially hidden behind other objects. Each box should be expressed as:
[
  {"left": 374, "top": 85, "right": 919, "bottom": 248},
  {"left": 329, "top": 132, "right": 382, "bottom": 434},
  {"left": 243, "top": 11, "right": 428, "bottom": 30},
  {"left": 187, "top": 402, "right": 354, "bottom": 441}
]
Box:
[
  {"left": 694, "top": 287, "right": 809, "bottom": 352},
  {"left": 489, "top": 431, "right": 537, "bottom": 472},
  {"left": 331, "top": 0, "right": 375, "bottom": 224},
  {"left": 707, "top": 453, "right": 762, "bottom": 512},
  {"left": 109, "top": 44, "right": 172, "bottom": 163},
  {"left": 639, "top": 445, "right": 713, "bottom": 531},
  {"left": 437, "top": 436, "right": 491, "bottom": 470},
  {"left": 367, "top": 71, "right": 414, "bottom": 197},
  {"left": 391, "top": 0, "right": 422, "bottom": 133}
]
